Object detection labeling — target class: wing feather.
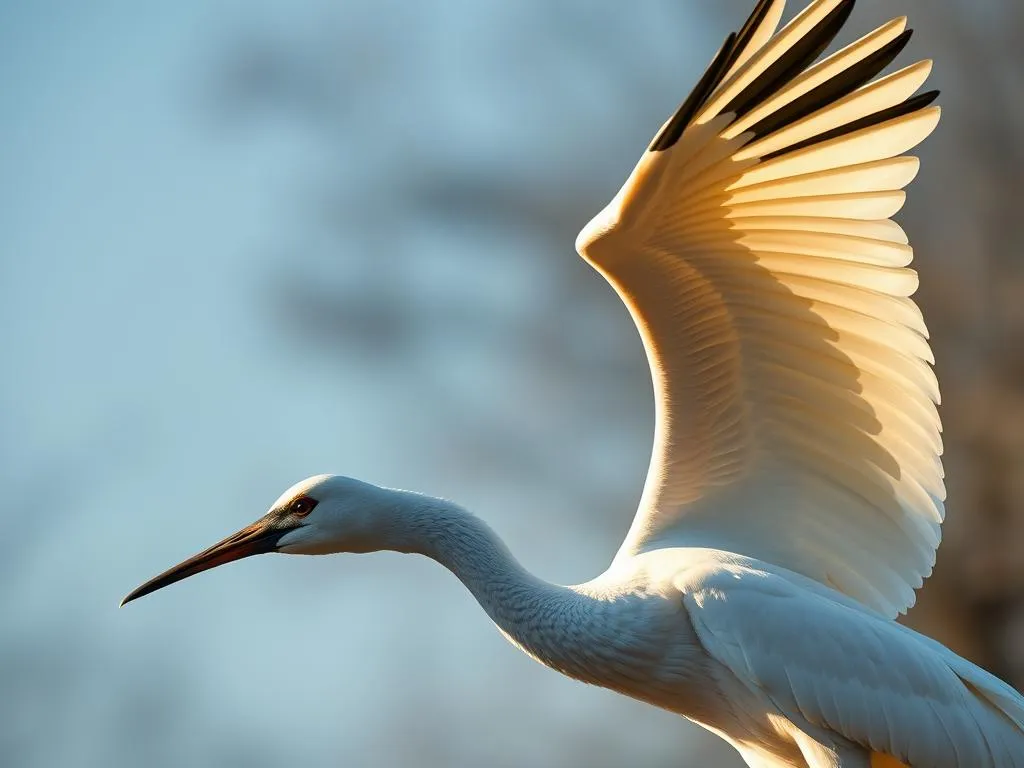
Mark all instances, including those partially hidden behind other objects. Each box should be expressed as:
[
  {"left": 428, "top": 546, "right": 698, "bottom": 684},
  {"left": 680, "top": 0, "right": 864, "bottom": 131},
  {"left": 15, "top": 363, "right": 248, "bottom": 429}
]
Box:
[
  {"left": 577, "top": 1, "right": 943, "bottom": 615},
  {"left": 724, "top": 17, "right": 911, "bottom": 139},
  {"left": 696, "top": 0, "right": 854, "bottom": 125},
  {"left": 721, "top": 0, "right": 786, "bottom": 83},
  {"left": 738, "top": 107, "right": 940, "bottom": 185},
  {"left": 720, "top": 191, "right": 908, "bottom": 221},
  {"left": 680, "top": 562, "right": 1024, "bottom": 764},
  {"left": 734, "top": 61, "right": 933, "bottom": 160},
  {"left": 708, "top": 216, "right": 910, "bottom": 243},
  {"left": 725, "top": 156, "right": 921, "bottom": 197}
]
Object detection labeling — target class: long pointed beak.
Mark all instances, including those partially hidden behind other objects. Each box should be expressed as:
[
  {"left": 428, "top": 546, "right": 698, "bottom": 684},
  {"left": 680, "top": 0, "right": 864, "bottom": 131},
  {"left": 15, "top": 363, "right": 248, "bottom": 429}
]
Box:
[{"left": 121, "top": 519, "right": 293, "bottom": 606}]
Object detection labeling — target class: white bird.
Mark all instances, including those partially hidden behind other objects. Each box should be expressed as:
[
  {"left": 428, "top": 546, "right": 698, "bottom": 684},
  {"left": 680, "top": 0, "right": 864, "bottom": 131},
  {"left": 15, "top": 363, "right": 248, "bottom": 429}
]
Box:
[{"left": 122, "top": 1, "right": 1024, "bottom": 765}]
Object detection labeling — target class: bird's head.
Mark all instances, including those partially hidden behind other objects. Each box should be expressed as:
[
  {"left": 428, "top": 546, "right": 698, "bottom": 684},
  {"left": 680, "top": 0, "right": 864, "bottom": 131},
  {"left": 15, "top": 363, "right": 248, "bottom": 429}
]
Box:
[{"left": 120, "top": 474, "right": 400, "bottom": 606}]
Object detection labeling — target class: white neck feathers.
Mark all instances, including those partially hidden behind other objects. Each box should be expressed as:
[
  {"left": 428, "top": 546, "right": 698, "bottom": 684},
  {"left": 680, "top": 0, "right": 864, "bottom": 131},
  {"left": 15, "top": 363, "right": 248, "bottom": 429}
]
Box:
[{"left": 379, "top": 491, "right": 677, "bottom": 690}]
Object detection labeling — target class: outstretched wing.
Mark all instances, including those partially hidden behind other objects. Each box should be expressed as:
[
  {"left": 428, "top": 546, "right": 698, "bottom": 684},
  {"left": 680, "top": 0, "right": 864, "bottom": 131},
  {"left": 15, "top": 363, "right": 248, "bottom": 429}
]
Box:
[
  {"left": 577, "top": 0, "right": 942, "bottom": 617},
  {"left": 680, "top": 563, "right": 1024, "bottom": 765}
]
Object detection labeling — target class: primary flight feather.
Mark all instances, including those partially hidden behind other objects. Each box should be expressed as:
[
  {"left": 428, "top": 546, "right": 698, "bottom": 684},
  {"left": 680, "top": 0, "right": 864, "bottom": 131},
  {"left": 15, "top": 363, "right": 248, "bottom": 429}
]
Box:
[
  {"left": 578, "top": 0, "right": 943, "bottom": 621},
  {"left": 123, "top": 1, "right": 1024, "bottom": 766}
]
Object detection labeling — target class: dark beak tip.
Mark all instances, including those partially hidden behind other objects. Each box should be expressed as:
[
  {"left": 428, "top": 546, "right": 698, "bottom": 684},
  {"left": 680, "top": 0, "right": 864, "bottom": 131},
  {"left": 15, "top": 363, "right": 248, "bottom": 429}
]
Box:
[
  {"left": 119, "top": 585, "right": 147, "bottom": 607},
  {"left": 119, "top": 522, "right": 288, "bottom": 609}
]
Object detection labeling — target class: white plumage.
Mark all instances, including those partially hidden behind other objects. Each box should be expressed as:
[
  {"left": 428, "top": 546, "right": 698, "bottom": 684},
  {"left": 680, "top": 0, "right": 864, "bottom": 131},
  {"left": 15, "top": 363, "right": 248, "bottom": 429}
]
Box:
[{"left": 123, "top": 1, "right": 1024, "bottom": 765}]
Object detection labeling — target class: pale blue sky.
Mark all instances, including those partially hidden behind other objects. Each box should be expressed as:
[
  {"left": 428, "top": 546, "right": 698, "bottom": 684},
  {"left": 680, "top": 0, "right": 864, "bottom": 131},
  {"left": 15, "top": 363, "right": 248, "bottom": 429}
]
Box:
[
  {"left": 6, "top": 0, "right": 996, "bottom": 764},
  {"left": 0, "top": 1, "right": 734, "bottom": 766}
]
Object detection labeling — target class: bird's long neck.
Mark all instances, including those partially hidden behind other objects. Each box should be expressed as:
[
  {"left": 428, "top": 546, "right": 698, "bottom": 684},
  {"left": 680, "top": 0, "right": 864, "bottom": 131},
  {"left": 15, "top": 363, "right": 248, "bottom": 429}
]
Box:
[{"left": 383, "top": 490, "right": 617, "bottom": 683}]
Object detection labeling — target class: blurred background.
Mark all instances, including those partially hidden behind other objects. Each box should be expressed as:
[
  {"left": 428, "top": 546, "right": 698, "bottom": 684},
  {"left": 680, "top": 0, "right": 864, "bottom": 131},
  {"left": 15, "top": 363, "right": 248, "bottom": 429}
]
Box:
[{"left": 2, "top": 0, "right": 1021, "bottom": 766}]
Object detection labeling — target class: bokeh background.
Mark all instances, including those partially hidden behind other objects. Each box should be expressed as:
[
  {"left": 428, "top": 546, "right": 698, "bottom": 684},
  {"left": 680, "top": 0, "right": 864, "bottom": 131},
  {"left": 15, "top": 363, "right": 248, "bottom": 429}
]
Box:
[{"left": 2, "top": 1, "right": 1022, "bottom": 766}]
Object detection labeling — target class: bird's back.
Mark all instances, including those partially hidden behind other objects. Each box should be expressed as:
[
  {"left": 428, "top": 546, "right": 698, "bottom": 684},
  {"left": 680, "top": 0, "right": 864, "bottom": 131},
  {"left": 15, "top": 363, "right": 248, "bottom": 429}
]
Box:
[{"left": 579, "top": 548, "right": 1024, "bottom": 766}]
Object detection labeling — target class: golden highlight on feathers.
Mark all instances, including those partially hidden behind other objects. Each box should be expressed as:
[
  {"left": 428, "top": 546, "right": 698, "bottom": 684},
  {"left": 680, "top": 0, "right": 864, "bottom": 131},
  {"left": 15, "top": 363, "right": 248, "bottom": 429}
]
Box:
[{"left": 578, "top": 0, "right": 943, "bottom": 620}]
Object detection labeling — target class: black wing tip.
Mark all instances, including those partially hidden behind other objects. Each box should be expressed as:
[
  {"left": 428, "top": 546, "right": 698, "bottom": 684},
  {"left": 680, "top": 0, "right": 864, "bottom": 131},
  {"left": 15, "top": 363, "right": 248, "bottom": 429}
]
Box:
[
  {"left": 834, "top": 0, "right": 859, "bottom": 28},
  {"left": 649, "top": 0, "right": 783, "bottom": 154},
  {"left": 760, "top": 88, "right": 941, "bottom": 162},
  {"left": 647, "top": 0, "right": 925, "bottom": 157},
  {"left": 909, "top": 89, "right": 941, "bottom": 119},
  {"left": 745, "top": 26, "right": 918, "bottom": 143},
  {"left": 878, "top": 26, "right": 915, "bottom": 68},
  {"left": 722, "top": 0, "right": 777, "bottom": 75},
  {"left": 722, "top": 0, "right": 857, "bottom": 120},
  {"left": 650, "top": 31, "right": 739, "bottom": 153}
]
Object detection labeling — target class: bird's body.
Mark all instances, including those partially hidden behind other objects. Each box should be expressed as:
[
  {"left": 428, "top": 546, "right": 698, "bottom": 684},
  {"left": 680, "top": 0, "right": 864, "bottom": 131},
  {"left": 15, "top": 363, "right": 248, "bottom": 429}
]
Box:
[
  {"left": 123, "top": 0, "right": 1024, "bottom": 765},
  {"left": 275, "top": 484, "right": 1024, "bottom": 768}
]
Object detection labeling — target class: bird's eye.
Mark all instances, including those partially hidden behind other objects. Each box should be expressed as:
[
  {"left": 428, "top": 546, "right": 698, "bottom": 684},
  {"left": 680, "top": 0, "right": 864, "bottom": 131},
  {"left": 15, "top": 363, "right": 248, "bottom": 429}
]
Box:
[{"left": 289, "top": 496, "right": 317, "bottom": 518}]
